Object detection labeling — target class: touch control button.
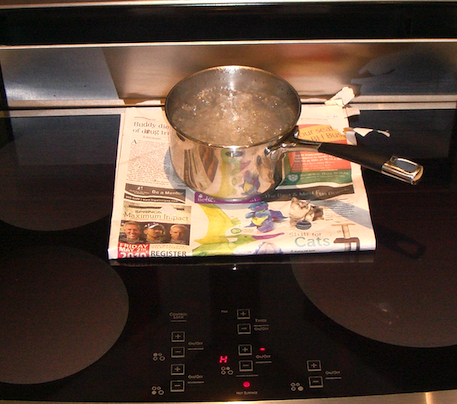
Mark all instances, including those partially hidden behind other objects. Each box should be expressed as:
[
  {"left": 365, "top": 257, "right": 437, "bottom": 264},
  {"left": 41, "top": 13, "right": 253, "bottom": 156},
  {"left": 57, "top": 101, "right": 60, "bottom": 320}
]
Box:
[
  {"left": 239, "top": 360, "right": 254, "bottom": 372},
  {"left": 237, "top": 309, "right": 251, "bottom": 320},
  {"left": 307, "top": 360, "right": 322, "bottom": 372},
  {"left": 170, "top": 380, "right": 185, "bottom": 392},
  {"left": 309, "top": 376, "right": 324, "bottom": 388},
  {"left": 171, "top": 347, "right": 185, "bottom": 358},
  {"left": 237, "top": 324, "right": 251, "bottom": 335},
  {"left": 238, "top": 344, "right": 253, "bottom": 356},
  {"left": 171, "top": 331, "right": 186, "bottom": 343},
  {"left": 171, "top": 364, "right": 185, "bottom": 375}
]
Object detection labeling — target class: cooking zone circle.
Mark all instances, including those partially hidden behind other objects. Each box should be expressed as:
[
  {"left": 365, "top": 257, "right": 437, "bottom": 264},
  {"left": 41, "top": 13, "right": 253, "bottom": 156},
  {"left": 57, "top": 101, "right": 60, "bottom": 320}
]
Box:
[
  {"left": 0, "top": 246, "right": 129, "bottom": 384},
  {"left": 292, "top": 262, "right": 457, "bottom": 348},
  {"left": 0, "top": 116, "right": 116, "bottom": 231}
]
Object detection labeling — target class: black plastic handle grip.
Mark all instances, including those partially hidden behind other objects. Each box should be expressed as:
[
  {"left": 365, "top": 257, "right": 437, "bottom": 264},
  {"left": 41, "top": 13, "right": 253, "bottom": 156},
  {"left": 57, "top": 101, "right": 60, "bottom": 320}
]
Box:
[
  {"left": 317, "top": 142, "right": 391, "bottom": 173},
  {"left": 315, "top": 142, "right": 423, "bottom": 185}
]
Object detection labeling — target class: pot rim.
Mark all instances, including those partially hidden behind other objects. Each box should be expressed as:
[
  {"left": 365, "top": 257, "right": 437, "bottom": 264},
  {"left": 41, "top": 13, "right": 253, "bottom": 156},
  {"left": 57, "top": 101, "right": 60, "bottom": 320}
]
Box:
[{"left": 165, "top": 65, "right": 302, "bottom": 149}]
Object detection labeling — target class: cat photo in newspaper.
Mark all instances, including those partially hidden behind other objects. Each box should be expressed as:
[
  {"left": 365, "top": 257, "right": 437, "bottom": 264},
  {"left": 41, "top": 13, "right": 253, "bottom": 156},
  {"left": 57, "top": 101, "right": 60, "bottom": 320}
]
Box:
[{"left": 289, "top": 197, "right": 324, "bottom": 227}]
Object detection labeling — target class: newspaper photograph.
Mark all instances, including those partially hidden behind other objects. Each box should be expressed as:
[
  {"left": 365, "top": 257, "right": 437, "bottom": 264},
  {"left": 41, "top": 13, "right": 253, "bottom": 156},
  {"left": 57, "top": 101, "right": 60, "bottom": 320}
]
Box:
[{"left": 108, "top": 101, "right": 376, "bottom": 259}]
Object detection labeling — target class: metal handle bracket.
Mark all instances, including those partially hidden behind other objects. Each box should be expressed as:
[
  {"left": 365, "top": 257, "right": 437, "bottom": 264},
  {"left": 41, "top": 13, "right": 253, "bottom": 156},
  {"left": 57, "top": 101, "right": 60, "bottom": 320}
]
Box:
[{"left": 382, "top": 156, "right": 424, "bottom": 185}]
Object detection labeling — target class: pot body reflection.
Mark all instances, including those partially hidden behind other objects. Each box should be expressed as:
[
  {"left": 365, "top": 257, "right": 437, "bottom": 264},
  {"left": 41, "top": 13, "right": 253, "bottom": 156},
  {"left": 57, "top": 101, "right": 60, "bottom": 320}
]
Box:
[{"left": 169, "top": 129, "right": 286, "bottom": 201}]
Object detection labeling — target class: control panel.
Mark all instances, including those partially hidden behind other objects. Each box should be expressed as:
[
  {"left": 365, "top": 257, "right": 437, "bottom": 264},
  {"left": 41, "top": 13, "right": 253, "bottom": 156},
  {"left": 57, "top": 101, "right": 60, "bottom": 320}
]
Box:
[{"left": 146, "top": 266, "right": 353, "bottom": 402}]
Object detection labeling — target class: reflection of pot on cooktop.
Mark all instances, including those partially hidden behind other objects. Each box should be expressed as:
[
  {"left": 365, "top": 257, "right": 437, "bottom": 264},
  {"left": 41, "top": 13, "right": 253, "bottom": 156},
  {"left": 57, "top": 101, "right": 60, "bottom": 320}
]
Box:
[
  {"left": 292, "top": 258, "right": 457, "bottom": 348},
  {"left": 0, "top": 246, "right": 129, "bottom": 385}
]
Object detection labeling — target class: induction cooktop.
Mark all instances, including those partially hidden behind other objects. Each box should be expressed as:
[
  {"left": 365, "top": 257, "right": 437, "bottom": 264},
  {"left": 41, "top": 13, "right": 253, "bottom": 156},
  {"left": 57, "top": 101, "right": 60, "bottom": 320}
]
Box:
[{"left": 1, "top": 113, "right": 457, "bottom": 404}]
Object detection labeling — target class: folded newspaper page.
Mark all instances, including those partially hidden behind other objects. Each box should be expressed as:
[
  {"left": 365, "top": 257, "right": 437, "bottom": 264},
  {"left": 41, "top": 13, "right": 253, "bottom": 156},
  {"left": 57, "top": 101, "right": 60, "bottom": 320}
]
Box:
[{"left": 108, "top": 104, "right": 376, "bottom": 259}]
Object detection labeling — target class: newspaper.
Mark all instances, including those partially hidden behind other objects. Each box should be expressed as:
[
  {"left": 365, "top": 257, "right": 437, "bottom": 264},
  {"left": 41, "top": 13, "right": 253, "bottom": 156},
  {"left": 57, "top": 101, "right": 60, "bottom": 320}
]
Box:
[{"left": 108, "top": 103, "right": 376, "bottom": 260}]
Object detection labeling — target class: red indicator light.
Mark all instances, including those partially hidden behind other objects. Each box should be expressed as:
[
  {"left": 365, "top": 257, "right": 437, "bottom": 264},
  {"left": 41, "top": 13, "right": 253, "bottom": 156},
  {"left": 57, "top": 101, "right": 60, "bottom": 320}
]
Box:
[
  {"left": 260, "top": 347, "right": 266, "bottom": 351},
  {"left": 219, "top": 355, "right": 228, "bottom": 364},
  {"left": 243, "top": 381, "right": 251, "bottom": 388}
]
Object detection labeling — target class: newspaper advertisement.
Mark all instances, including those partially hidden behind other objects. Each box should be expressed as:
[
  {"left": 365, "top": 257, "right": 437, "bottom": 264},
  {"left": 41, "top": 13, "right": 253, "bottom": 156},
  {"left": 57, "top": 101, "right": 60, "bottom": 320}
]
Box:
[{"left": 108, "top": 103, "right": 376, "bottom": 259}]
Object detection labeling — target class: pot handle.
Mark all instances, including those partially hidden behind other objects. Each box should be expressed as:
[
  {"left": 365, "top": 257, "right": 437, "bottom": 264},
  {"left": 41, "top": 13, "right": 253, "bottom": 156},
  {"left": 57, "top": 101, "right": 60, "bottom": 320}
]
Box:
[{"left": 267, "top": 129, "right": 424, "bottom": 185}]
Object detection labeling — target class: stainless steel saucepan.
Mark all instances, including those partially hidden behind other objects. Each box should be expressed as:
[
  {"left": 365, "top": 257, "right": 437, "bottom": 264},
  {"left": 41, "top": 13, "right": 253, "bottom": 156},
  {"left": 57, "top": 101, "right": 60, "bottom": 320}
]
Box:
[{"left": 165, "top": 65, "right": 423, "bottom": 201}]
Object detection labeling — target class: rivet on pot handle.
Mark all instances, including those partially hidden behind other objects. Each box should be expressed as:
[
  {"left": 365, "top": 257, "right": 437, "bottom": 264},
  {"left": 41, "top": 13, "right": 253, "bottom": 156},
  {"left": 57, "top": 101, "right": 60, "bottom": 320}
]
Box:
[{"left": 266, "top": 128, "right": 424, "bottom": 185}]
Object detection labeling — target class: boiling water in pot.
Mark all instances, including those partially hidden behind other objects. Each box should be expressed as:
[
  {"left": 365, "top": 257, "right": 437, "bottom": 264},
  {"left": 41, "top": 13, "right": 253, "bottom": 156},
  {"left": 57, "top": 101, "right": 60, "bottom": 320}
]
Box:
[{"left": 169, "top": 86, "right": 297, "bottom": 147}]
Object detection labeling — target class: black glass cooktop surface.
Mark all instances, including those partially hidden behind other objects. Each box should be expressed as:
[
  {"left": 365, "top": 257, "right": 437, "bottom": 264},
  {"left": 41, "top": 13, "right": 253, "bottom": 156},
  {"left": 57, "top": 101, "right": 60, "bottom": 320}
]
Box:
[
  {"left": 0, "top": 112, "right": 457, "bottom": 403},
  {"left": 1, "top": 248, "right": 457, "bottom": 402}
]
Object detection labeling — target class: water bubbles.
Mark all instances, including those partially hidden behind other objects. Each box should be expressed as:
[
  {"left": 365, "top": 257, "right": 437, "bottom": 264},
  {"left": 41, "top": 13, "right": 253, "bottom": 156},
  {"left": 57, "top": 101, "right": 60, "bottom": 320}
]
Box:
[{"left": 169, "top": 87, "right": 296, "bottom": 147}]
